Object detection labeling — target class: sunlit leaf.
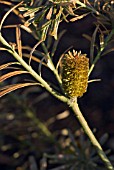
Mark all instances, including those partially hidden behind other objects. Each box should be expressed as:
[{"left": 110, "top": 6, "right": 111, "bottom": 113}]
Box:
[
  {"left": 23, "top": 53, "right": 47, "bottom": 67},
  {"left": 0, "top": 70, "right": 28, "bottom": 82},
  {"left": 0, "top": 1, "right": 23, "bottom": 30},
  {"left": 49, "top": 8, "right": 62, "bottom": 40},
  {"left": 29, "top": 40, "right": 43, "bottom": 65},
  {"left": 22, "top": 7, "right": 43, "bottom": 17},
  {"left": 16, "top": 26, "right": 22, "bottom": 58},
  {"left": 70, "top": 12, "right": 90, "bottom": 22},
  {"left": 0, "top": 82, "right": 39, "bottom": 97},
  {"left": 0, "top": 62, "right": 20, "bottom": 70},
  {"left": 46, "top": 7, "right": 53, "bottom": 20},
  {"left": 41, "top": 23, "right": 50, "bottom": 41}
]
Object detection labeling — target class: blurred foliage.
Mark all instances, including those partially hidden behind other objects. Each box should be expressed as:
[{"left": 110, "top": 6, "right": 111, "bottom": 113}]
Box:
[
  {"left": 0, "top": 89, "right": 114, "bottom": 170},
  {"left": 44, "top": 132, "right": 113, "bottom": 170}
]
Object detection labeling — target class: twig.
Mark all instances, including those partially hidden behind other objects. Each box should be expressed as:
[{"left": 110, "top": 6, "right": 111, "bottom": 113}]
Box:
[
  {"left": 0, "top": 34, "right": 114, "bottom": 169},
  {"left": 0, "top": 34, "right": 68, "bottom": 103},
  {"left": 40, "top": 40, "right": 62, "bottom": 85},
  {"left": 0, "top": 1, "right": 114, "bottom": 168},
  {"left": 71, "top": 101, "right": 114, "bottom": 170}
]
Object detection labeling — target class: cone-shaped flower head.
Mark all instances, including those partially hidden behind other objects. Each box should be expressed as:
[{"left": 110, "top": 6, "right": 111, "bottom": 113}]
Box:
[{"left": 61, "top": 50, "right": 89, "bottom": 98}]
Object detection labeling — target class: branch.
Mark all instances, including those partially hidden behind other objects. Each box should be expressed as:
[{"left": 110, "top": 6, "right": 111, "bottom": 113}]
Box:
[
  {"left": 71, "top": 101, "right": 114, "bottom": 170},
  {"left": 0, "top": 34, "right": 68, "bottom": 103},
  {"left": 0, "top": 33, "right": 114, "bottom": 169}
]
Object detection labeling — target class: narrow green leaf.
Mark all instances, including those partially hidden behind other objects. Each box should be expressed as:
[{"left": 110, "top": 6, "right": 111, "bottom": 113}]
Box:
[
  {"left": 23, "top": 7, "right": 43, "bottom": 17},
  {"left": 90, "top": 25, "right": 99, "bottom": 64},
  {"left": 50, "top": 8, "right": 62, "bottom": 39},
  {"left": 102, "top": 47, "right": 114, "bottom": 56}
]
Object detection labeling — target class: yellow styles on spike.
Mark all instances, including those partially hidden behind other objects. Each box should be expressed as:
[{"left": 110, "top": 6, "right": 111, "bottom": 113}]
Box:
[{"left": 61, "top": 50, "right": 89, "bottom": 98}]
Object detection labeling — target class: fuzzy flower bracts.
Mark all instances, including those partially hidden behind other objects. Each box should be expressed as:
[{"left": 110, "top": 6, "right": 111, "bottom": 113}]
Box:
[{"left": 61, "top": 50, "right": 89, "bottom": 98}]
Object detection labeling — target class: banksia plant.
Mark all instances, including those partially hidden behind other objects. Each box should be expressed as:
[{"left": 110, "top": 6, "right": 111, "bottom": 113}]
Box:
[
  {"left": 61, "top": 50, "right": 89, "bottom": 98},
  {"left": 1, "top": 1, "right": 114, "bottom": 170}
]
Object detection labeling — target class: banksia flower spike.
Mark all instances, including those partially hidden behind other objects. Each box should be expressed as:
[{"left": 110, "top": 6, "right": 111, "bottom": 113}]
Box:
[{"left": 61, "top": 50, "right": 89, "bottom": 98}]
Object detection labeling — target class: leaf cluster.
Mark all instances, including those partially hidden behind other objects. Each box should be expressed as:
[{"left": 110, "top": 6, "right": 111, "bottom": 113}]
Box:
[
  {"left": 42, "top": 132, "right": 113, "bottom": 170},
  {"left": 18, "top": 0, "right": 84, "bottom": 40},
  {"left": 0, "top": 1, "right": 114, "bottom": 170}
]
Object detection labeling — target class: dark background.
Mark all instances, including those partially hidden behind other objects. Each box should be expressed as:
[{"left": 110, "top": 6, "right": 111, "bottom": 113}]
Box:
[{"left": 0, "top": 2, "right": 114, "bottom": 170}]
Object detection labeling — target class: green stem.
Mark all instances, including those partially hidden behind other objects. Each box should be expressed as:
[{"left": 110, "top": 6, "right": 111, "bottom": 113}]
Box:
[
  {"left": 36, "top": 31, "right": 62, "bottom": 86},
  {"left": 89, "top": 29, "right": 114, "bottom": 76},
  {"left": 76, "top": 2, "right": 114, "bottom": 77},
  {"left": 0, "top": 34, "right": 68, "bottom": 103},
  {"left": 0, "top": 34, "right": 114, "bottom": 169},
  {"left": 41, "top": 41, "right": 62, "bottom": 85},
  {"left": 71, "top": 101, "right": 114, "bottom": 170}
]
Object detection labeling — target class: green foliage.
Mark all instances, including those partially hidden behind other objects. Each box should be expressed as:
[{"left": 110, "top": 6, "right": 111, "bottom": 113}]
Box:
[
  {"left": 0, "top": 0, "right": 114, "bottom": 170},
  {"left": 45, "top": 132, "right": 111, "bottom": 170},
  {"left": 18, "top": 0, "right": 77, "bottom": 40}
]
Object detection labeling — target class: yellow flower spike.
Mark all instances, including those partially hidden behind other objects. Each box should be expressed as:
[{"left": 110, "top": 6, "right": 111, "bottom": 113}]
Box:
[{"left": 61, "top": 50, "right": 89, "bottom": 98}]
